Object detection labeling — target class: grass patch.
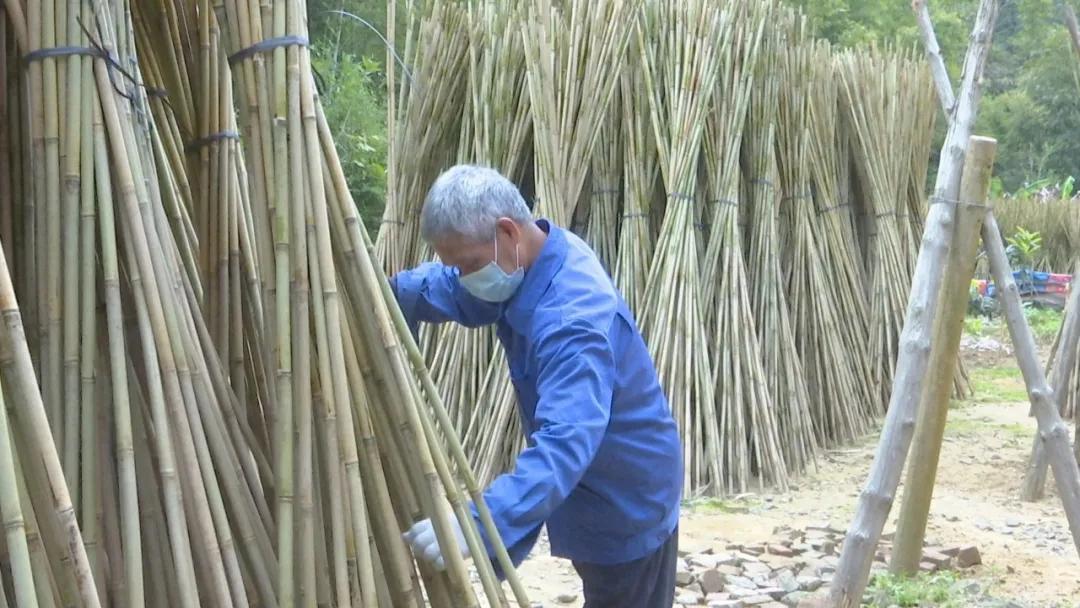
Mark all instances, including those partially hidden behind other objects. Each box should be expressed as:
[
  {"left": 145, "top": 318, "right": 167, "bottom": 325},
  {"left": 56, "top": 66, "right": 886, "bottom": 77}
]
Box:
[
  {"left": 963, "top": 308, "right": 1062, "bottom": 343},
  {"left": 866, "top": 571, "right": 963, "bottom": 607},
  {"left": 1024, "top": 307, "right": 1063, "bottom": 342},
  {"left": 969, "top": 365, "right": 1028, "bottom": 403},
  {"left": 946, "top": 416, "right": 1031, "bottom": 440}
]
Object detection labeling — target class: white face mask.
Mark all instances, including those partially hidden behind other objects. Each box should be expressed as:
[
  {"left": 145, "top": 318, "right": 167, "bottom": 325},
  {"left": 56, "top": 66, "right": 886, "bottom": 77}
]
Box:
[{"left": 458, "top": 235, "right": 524, "bottom": 303}]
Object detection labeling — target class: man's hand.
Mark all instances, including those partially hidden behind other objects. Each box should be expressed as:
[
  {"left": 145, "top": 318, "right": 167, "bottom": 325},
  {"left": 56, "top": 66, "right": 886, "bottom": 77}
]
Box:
[{"left": 402, "top": 515, "right": 470, "bottom": 571}]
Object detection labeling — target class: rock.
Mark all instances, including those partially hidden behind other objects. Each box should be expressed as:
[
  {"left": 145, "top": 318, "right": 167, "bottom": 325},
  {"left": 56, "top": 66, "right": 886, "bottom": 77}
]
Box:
[
  {"left": 556, "top": 593, "right": 577, "bottom": 604},
  {"left": 718, "top": 565, "right": 743, "bottom": 577},
  {"left": 705, "top": 592, "right": 732, "bottom": 602},
  {"left": 945, "top": 515, "right": 960, "bottom": 522},
  {"left": 956, "top": 545, "right": 982, "bottom": 568},
  {"left": 676, "top": 559, "right": 694, "bottom": 587},
  {"left": 780, "top": 591, "right": 813, "bottom": 607},
  {"left": 757, "top": 586, "right": 787, "bottom": 600},
  {"left": 728, "top": 587, "right": 767, "bottom": 600},
  {"left": 743, "top": 545, "right": 766, "bottom": 557},
  {"left": 692, "top": 553, "right": 741, "bottom": 569},
  {"left": 796, "top": 576, "right": 823, "bottom": 592},
  {"left": 941, "top": 547, "right": 961, "bottom": 557},
  {"left": 921, "top": 550, "right": 953, "bottom": 570},
  {"left": 819, "top": 541, "right": 835, "bottom": 556},
  {"left": 774, "top": 568, "right": 798, "bottom": 592},
  {"left": 700, "top": 569, "right": 727, "bottom": 595},
  {"left": 737, "top": 552, "right": 762, "bottom": 563},
  {"left": 726, "top": 575, "right": 757, "bottom": 590},
  {"left": 768, "top": 545, "right": 796, "bottom": 558},
  {"left": 676, "top": 591, "right": 702, "bottom": 606},
  {"left": 741, "top": 596, "right": 775, "bottom": 606},
  {"left": 918, "top": 561, "right": 937, "bottom": 573},
  {"left": 742, "top": 562, "right": 772, "bottom": 578},
  {"left": 707, "top": 599, "right": 744, "bottom": 608},
  {"left": 1006, "top": 517, "right": 1021, "bottom": 528}
]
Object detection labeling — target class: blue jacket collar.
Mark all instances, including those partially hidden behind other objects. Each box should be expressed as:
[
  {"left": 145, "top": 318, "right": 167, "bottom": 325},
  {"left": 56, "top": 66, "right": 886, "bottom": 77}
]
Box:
[{"left": 505, "top": 219, "right": 566, "bottom": 330}]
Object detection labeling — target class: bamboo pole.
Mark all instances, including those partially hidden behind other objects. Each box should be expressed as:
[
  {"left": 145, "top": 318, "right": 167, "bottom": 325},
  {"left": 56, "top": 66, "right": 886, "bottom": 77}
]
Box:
[
  {"left": 0, "top": 374, "right": 39, "bottom": 608},
  {"left": 0, "top": 228, "right": 100, "bottom": 608},
  {"left": 829, "top": 2, "right": 1000, "bottom": 604},
  {"left": 1021, "top": 263, "right": 1080, "bottom": 501},
  {"left": 891, "top": 136, "right": 996, "bottom": 574},
  {"left": 982, "top": 211, "right": 1080, "bottom": 555}
]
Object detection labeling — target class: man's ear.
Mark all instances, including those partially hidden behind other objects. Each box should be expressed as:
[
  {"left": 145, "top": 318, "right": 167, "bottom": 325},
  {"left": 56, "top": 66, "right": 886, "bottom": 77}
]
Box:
[{"left": 495, "top": 217, "right": 521, "bottom": 241}]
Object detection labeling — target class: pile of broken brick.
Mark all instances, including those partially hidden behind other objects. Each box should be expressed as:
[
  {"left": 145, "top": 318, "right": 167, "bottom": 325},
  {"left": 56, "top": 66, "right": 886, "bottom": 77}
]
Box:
[{"left": 673, "top": 523, "right": 982, "bottom": 607}]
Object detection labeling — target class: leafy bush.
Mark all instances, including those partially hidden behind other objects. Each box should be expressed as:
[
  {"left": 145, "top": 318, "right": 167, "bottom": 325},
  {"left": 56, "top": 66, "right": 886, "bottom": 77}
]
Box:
[
  {"left": 994, "top": 198, "right": 1079, "bottom": 273},
  {"left": 866, "top": 571, "right": 962, "bottom": 607},
  {"left": 312, "top": 48, "right": 388, "bottom": 235},
  {"left": 1004, "top": 227, "right": 1043, "bottom": 270}
]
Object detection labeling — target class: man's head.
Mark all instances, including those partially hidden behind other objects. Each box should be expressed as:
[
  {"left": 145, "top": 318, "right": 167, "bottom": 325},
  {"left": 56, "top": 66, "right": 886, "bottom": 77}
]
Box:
[{"left": 420, "top": 165, "right": 539, "bottom": 302}]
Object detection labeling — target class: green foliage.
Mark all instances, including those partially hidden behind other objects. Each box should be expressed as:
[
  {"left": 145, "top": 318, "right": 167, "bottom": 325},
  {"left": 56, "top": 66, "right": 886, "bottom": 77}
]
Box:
[
  {"left": 963, "top": 314, "right": 989, "bottom": 336},
  {"left": 866, "top": 571, "right": 962, "bottom": 607},
  {"left": 795, "top": 0, "right": 1080, "bottom": 192},
  {"left": 1022, "top": 305, "right": 1064, "bottom": 340},
  {"left": 312, "top": 47, "right": 388, "bottom": 233},
  {"left": 1004, "top": 227, "right": 1043, "bottom": 270}
]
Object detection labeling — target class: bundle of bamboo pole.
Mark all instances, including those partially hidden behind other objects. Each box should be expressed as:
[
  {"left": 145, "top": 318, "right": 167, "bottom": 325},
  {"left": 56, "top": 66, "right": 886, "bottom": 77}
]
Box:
[
  {"left": 636, "top": 0, "right": 727, "bottom": 495},
  {"left": 0, "top": 1, "right": 530, "bottom": 606},
  {"left": 777, "top": 17, "right": 874, "bottom": 445},
  {"left": 612, "top": 46, "right": 659, "bottom": 317},
  {"left": 584, "top": 103, "right": 623, "bottom": 274},
  {"left": 376, "top": 2, "right": 470, "bottom": 275},
  {"left": 741, "top": 15, "right": 819, "bottom": 476},
  {"left": 701, "top": 1, "right": 788, "bottom": 493},
  {"left": 807, "top": 40, "right": 878, "bottom": 424},
  {"left": 840, "top": 49, "right": 921, "bottom": 405}
]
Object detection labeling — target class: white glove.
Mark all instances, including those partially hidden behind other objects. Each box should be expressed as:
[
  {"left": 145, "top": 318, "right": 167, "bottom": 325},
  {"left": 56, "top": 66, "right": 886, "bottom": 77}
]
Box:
[{"left": 403, "top": 514, "right": 470, "bottom": 571}]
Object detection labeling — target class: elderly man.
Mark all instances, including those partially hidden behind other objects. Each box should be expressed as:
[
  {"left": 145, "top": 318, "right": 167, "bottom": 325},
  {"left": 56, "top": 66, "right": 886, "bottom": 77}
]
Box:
[{"left": 393, "top": 165, "right": 682, "bottom": 607}]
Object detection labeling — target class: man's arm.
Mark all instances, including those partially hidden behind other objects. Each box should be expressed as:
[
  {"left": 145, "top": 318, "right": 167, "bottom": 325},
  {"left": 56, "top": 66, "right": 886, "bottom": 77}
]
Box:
[
  {"left": 390, "top": 262, "right": 502, "bottom": 331},
  {"left": 472, "top": 319, "right": 615, "bottom": 563}
]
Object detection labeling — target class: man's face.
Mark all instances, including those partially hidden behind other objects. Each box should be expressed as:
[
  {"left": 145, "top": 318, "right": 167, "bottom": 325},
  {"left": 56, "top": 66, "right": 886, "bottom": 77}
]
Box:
[{"left": 432, "top": 218, "right": 521, "bottom": 277}]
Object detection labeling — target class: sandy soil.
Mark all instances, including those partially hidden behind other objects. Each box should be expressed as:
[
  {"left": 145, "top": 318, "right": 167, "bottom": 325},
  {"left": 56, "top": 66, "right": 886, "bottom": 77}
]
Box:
[{"left": 507, "top": 361, "right": 1080, "bottom": 607}]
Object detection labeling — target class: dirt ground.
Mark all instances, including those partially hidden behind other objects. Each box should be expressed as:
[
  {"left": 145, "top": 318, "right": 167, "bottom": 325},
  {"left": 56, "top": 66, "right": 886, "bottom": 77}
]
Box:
[{"left": 509, "top": 348, "right": 1080, "bottom": 607}]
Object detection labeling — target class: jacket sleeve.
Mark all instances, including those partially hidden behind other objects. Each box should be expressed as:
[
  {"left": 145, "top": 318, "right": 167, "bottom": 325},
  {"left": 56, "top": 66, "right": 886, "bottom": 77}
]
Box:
[
  {"left": 471, "top": 319, "right": 614, "bottom": 569},
  {"left": 389, "top": 262, "right": 502, "bottom": 332}
]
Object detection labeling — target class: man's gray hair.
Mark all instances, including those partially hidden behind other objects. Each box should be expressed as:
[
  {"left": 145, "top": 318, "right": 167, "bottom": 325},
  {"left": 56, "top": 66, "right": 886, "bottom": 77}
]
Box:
[{"left": 420, "top": 164, "right": 533, "bottom": 243}]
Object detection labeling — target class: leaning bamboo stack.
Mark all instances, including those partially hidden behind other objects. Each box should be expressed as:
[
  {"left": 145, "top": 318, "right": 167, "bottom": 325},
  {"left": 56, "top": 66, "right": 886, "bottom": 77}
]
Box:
[
  {"left": 777, "top": 18, "right": 874, "bottom": 445},
  {"left": 741, "top": 15, "right": 819, "bottom": 476},
  {"left": 637, "top": 0, "right": 726, "bottom": 495},
  {"left": 840, "top": 48, "right": 919, "bottom": 405},
  {"left": 584, "top": 104, "right": 623, "bottom": 273},
  {"left": 0, "top": 1, "right": 531, "bottom": 607},
  {"left": 701, "top": 0, "right": 788, "bottom": 493},
  {"left": 376, "top": 2, "right": 470, "bottom": 275},
  {"left": 807, "top": 40, "right": 879, "bottom": 424},
  {"left": 612, "top": 46, "right": 660, "bottom": 317}
]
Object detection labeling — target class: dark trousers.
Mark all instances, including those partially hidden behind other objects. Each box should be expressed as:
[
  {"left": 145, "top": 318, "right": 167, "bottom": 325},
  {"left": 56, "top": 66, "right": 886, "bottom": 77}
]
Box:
[{"left": 571, "top": 527, "right": 678, "bottom": 608}]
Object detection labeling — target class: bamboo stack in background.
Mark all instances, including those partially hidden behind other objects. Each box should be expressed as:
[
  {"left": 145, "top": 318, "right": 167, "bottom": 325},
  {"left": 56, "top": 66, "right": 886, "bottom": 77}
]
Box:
[{"left": 374, "top": 0, "right": 946, "bottom": 497}]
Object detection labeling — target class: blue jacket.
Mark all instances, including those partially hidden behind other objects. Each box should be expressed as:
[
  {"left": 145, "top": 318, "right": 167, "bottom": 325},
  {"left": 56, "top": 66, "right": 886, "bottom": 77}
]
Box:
[{"left": 391, "top": 220, "right": 682, "bottom": 566}]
